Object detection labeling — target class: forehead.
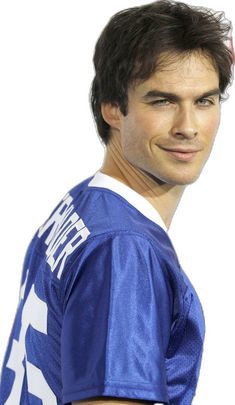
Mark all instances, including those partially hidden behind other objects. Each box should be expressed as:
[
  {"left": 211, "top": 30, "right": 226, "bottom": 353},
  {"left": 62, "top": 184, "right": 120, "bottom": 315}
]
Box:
[{"left": 132, "top": 51, "right": 219, "bottom": 96}]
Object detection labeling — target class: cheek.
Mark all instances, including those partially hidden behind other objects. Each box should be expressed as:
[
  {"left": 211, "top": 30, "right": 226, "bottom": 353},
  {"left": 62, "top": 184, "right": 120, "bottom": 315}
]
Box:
[
  {"left": 121, "top": 113, "right": 149, "bottom": 150},
  {"left": 128, "top": 112, "right": 160, "bottom": 139},
  {"left": 121, "top": 112, "right": 168, "bottom": 163},
  {"left": 204, "top": 112, "right": 221, "bottom": 144}
]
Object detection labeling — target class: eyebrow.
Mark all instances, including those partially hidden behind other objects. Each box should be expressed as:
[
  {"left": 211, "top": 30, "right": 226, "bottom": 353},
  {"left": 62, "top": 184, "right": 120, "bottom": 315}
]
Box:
[{"left": 142, "top": 88, "right": 221, "bottom": 102}]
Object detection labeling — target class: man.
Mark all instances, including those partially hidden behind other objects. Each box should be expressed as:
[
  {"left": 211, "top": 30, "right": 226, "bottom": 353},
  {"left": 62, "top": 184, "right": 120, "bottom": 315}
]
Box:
[{"left": 0, "top": 0, "right": 234, "bottom": 404}]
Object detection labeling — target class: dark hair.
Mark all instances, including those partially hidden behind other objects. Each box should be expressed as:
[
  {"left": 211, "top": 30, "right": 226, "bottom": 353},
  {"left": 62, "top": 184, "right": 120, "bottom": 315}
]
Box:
[{"left": 90, "top": 0, "right": 234, "bottom": 145}]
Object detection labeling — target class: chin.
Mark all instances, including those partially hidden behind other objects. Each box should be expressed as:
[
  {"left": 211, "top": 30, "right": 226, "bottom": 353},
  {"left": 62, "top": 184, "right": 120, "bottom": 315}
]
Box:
[
  {"left": 149, "top": 171, "right": 202, "bottom": 186},
  {"left": 165, "top": 172, "right": 202, "bottom": 186},
  {"left": 140, "top": 166, "right": 203, "bottom": 186}
]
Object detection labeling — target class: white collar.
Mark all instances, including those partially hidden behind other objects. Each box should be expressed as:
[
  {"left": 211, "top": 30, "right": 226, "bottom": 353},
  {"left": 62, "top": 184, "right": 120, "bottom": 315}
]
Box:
[{"left": 88, "top": 170, "right": 168, "bottom": 232}]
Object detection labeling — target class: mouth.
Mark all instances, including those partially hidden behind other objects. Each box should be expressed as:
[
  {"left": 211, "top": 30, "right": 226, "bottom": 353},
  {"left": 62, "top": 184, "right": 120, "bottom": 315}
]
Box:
[{"left": 159, "top": 147, "right": 201, "bottom": 162}]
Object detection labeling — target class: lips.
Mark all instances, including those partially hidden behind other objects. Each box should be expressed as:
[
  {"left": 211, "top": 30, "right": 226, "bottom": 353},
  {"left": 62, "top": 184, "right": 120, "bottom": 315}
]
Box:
[
  {"left": 162, "top": 147, "right": 201, "bottom": 153},
  {"left": 159, "top": 146, "right": 201, "bottom": 162}
]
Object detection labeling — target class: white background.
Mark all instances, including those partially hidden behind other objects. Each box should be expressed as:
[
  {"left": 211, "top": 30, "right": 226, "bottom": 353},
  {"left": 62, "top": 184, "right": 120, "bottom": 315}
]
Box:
[{"left": 0, "top": 1, "right": 234, "bottom": 404}]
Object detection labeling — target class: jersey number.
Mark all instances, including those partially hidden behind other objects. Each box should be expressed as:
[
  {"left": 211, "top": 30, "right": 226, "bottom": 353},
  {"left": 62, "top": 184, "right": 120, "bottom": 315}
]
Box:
[{"left": 5, "top": 278, "right": 57, "bottom": 404}]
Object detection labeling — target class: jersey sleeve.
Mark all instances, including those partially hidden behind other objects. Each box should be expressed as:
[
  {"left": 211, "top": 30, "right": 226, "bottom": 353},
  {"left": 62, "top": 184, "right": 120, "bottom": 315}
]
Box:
[{"left": 61, "top": 232, "right": 172, "bottom": 405}]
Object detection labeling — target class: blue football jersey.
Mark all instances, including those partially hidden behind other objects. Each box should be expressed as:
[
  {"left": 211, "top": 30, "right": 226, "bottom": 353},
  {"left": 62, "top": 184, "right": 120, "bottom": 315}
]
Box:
[{"left": 0, "top": 171, "right": 205, "bottom": 405}]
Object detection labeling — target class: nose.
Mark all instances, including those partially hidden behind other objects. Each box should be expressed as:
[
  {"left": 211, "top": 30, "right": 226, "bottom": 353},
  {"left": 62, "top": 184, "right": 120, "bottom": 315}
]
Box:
[{"left": 170, "top": 105, "right": 198, "bottom": 140}]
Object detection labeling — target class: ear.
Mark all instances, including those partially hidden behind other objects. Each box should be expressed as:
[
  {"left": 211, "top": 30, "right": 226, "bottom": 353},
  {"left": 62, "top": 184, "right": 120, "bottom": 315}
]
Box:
[{"left": 101, "top": 102, "right": 122, "bottom": 131}]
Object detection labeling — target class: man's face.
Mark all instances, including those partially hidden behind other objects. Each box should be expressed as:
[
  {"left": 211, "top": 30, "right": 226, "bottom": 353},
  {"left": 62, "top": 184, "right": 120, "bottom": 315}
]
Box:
[{"left": 117, "top": 52, "right": 221, "bottom": 185}]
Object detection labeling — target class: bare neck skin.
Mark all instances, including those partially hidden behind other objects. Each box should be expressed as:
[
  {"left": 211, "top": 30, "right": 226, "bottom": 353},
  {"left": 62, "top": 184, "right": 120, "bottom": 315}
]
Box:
[{"left": 100, "top": 130, "right": 186, "bottom": 231}]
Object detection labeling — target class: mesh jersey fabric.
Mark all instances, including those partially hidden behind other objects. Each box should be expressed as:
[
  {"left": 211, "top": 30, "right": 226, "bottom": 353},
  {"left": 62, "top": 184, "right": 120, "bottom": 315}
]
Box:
[{"left": 0, "top": 170, "right": 206, "bottom": 405}]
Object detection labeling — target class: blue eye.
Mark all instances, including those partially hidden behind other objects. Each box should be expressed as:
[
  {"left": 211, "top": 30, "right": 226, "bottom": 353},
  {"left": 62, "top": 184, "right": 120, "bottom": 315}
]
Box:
[
  {"left": 149, "top": 98, "right": 215, "bottom": 107},
  {"left": 197, "top": 98, "right": 214, "bottom": 106},
  {"left": 150, "top": 99, "right": 170, "bottom": 106}
]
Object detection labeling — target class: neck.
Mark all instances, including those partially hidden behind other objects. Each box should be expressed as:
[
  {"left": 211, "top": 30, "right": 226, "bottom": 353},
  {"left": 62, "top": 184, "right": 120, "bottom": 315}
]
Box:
[{"left": 100, "top": 133, "right": 186, "bottom": 230}]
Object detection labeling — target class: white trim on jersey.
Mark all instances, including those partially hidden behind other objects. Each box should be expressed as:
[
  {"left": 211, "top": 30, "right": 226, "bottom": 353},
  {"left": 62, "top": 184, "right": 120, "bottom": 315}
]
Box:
[{"left": 88, "top": 170, "right": 167, "bottom": 232}]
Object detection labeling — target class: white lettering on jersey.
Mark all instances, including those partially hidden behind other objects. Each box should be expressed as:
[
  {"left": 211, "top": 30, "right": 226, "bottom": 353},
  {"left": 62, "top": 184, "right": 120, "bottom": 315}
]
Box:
[
  {"left": 37, "top": 192, "right": 90, "bottom": 279},
  {"left": 5, "top": 284, "right": 56, "bottom": 404},
  {"left": 19, "top": 268, "right": 29, "bottom": 302}
]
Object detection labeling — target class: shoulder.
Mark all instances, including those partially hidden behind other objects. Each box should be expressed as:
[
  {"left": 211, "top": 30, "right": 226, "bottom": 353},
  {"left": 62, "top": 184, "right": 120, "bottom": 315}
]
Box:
[
  {"left": 69, "top": 230, "right": 165, "bottom": 267},
  {"left": 63, "top": 230, "right": 171, "bottom": 300},
  {"left": 34, "top": 176, "right": 173, "bottom": 282}
]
